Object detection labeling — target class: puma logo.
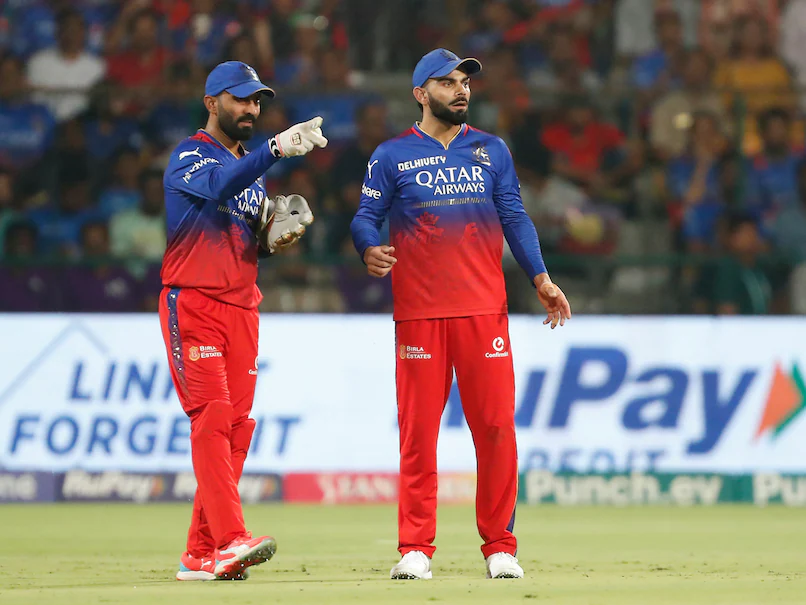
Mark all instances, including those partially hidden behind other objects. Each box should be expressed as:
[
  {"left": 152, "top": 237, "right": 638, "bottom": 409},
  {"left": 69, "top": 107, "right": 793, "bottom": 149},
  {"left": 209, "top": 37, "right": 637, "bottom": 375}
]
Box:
[{"left": 179, "top": 147, "right": 203, "bottom": 161}]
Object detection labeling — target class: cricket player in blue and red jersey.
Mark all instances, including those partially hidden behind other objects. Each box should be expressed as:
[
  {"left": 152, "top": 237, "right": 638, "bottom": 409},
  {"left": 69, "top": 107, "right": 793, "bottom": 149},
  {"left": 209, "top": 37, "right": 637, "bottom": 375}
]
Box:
[
  {"left": 159, "top": 61, "right": 327, "bottom": 581},
  {"left": 351, "top": 49, "right": 572, "bottom": 580}
]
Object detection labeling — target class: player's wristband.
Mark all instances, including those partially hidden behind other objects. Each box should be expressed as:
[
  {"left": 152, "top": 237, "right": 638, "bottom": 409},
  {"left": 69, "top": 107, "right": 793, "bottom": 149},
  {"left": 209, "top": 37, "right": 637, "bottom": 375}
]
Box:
[{"left": 268, "top": 137, "right": 283, "bottom": 158}]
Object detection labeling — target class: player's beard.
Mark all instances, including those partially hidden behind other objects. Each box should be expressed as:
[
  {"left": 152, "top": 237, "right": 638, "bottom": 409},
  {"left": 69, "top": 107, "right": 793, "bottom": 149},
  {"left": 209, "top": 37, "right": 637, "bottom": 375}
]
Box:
[
  {"left": 429, "top": 96, "right": 468, "bottom": 126},
  {"left": 218, "top": 105, "right": 256, "bottom": 141}
]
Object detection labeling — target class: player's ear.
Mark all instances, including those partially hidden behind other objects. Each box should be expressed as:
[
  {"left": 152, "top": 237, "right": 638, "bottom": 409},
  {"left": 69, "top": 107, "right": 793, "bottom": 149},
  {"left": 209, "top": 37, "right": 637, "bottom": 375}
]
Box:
[
  {"left": 413, "top": 86, "right": 428, "bottom": 108},
  {"left": 203, "top": 95, "right": 218, "bottom": 115}
]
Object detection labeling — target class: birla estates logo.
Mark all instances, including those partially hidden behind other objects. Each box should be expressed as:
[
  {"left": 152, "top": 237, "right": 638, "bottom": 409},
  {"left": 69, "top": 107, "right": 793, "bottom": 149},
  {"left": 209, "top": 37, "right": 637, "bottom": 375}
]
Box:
[
  {"left": 755, "top": 362, "right": 806, "bottom": 441},
  {"left": 188, "top": 345, "right": 222, "bottom": 362},
  {"left": 399, "top": 344, "right": 431, "bottom": 360}
]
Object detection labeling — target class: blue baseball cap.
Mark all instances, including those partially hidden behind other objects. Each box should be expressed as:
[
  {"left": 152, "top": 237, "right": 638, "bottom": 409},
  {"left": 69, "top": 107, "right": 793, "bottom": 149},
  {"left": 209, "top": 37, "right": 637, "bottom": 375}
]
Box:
[
  {"left": 412, "top": 48, "right": 482, "bottom": 89},
  {"left": 205, "top": 61, "right": 276, "bottom": 99}
]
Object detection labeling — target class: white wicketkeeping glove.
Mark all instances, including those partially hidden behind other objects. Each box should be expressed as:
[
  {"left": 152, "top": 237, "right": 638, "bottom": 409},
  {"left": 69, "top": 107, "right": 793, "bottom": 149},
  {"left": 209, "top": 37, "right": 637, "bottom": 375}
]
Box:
[
  {"left": 269, "top": 116, "right": 328, "bottom": 158},
  {"left": 257, "top": 194, "right": 313, "bottom": 253}
]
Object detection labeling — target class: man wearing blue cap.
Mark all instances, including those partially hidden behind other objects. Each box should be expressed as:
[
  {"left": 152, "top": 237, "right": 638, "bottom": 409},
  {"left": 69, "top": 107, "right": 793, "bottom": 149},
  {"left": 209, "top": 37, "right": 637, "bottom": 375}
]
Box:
[
  {"left": 351, "top": 49, "right": 571, "bottom": 580},
  {"left": 159, "top": 61, "right": 327, "bottom": 582}
]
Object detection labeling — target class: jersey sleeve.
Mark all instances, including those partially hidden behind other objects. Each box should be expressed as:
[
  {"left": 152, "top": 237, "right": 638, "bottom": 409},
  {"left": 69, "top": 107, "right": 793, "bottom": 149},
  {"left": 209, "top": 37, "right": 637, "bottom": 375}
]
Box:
[
  {"left": 165, "top": 140, "right": 279, "bottom": 202},
  {"left": 491, "top": 137, "right": 548, "bottom": 281},
  {"left": 350, "top": 143, "right": 395, "bottom": 261}
]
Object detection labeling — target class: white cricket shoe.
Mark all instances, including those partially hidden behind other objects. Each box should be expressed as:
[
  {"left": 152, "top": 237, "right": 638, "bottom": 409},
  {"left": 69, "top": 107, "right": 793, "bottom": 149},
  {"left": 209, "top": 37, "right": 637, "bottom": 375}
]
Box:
[
  {"left": 486, "top": 552, "right": 524, "bottom": 579},
  {"left": 390, "top": 550, "right": 432, "bottom": 579}
]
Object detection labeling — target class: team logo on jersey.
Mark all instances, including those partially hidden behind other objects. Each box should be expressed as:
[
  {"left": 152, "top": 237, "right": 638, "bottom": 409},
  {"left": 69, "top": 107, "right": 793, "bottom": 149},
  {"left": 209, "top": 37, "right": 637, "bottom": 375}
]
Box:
[
  {"left": 241, "top": 64, "right": 260, "bottom": 81},
  {"left": 178, "top": 147, "right": 202, "bottom": 161},
  {"left": 472, "top": 144, "right": 491, "bottom": 167}
]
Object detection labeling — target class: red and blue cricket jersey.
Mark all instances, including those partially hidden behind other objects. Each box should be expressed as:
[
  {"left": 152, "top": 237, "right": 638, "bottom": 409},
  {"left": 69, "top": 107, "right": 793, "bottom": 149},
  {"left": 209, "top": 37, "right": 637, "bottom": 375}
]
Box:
[
  {"left": 351, "top": 123, "right": 546, "bottom": 321},
  {"left": 161, "top": 130, "right": 278, "bottom": 309}
]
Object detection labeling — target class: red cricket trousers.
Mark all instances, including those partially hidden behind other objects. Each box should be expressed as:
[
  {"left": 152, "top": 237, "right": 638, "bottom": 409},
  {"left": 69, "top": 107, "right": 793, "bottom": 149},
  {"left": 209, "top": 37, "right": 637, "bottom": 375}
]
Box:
[
  {"left": 395, "top": 313, "right": 518, "bottom": 559},
  {"left": 159, "top": 287, "right": 259, "bottom": 555}
]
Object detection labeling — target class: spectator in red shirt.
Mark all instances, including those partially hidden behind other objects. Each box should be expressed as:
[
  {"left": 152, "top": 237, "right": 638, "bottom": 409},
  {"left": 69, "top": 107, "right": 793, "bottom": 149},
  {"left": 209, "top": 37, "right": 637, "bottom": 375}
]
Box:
[
  {"left": 106, "top": 8, "right": 168, "bottom": 114},
  {"left": 541, "top": 96, "right": 640, "bottom": 195}
]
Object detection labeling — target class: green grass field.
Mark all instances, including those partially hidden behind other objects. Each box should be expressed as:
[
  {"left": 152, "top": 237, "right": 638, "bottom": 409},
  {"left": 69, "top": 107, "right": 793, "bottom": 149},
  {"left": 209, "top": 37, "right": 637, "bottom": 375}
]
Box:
[{"left": 1, "top": 503, "right": 804, "bottom": 604}]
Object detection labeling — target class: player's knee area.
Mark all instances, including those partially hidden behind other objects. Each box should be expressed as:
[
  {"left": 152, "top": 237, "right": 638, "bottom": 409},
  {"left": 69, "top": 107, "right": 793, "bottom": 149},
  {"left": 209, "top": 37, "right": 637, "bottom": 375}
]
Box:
[
  {"left": 191, "top": 398, "right": 234, "bottom": 433},
  {"left": 475, "top": 421, "right": 516, "bottom": 444},
  {"left": 230, "top": 417, "right": 256, "bottom": 452}
]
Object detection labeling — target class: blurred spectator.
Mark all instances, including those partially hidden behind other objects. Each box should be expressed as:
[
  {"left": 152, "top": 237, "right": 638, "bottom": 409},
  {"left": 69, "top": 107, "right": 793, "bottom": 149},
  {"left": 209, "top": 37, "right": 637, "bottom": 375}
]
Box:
[
  {"left": 529, "top": 23, "right": 601, "bottom": 96},
  {"left": 9, "top": 0, "right": 114, "bottom": 58},
  {"left": 779, "top": 0, "right": 806, "bottom": 111},
  {"left": 221, "top": 32, "right": 266, "bottom": 76},
  {"left": 512, "top": 136, "right": 588, "bottom": 253},
  {"left": 26, "top": 171, "right": 98, "bottom": 258},
  {"left": 615, "top": 0, "right": 699, "bottom": 60},
  {"left": 0, "top": 220, "right": 59, "bottom": 311},
  {"left": 62, "top": 221, "right": 141, "bottom": 312},
  {"left": 665, "top": 111, "right": 729, "bottom": 253},
  {"left": 84, "top": 82, "right": 144, "bottom": 162},
  {"left": 471, "top": 47, "right": 530, "bottom": 133},
  {"left": 700, "top": 0, "right": 780, "bottom": 61},
  {"left": 773, "top": 158, "right": 806, "bottom": 264},
  {"left": 268, "top": 0, "right": 302, "bottom": 62},
  {"left": 145, "top": 61, "right": 204, "bottom": 155},
  {"left": 0, "top": 169, "right": 21, "bottom": 256},
  {"left": 273, "top": 15, "right": 322, "bottom": 87},
  {"left": 712, "top": 213, "right": 777, "bottom": 315},
  {"left": 650, "top": 48, "right": 728, "bottom": 160},
  {"left": 110, "top": 168, "right": 166, "bottom": 262},
  {"left": 53, "top": 117, "right": 94, "bottom": 191},
  {"left": 318, "top": 49, "right": 353, "bottom": 92},
  {"left": 326, "top": 102, "right": 389, "bottom": 254},
  {"left": 106, "top": 7, "right": 168, "bottom": 114},
  {"left": 630, "top": 10, "right": 687, "bottom": 103},
  {"left": 0, "top": 54, "right": 56, "bottom": 173},
  {"left": 26, "top": 8, "right": 106, "bottom": 122},
  {"left": 230, "top": 1, "right": 275, "bottom": 76},
  {"left": 97, "top": 147, "right": 143, "bottom": 218},
  {"left": 775, "top": 159, "right": 806, "bottom": 313},
  {"left": 541, "top": 96, "right": 638, "bottom": 197},
  {"left": 168, "top": 0, "right": 241, "bottom": 69},
  {"left": 714, "top": 16, "right": 795, "bottom": 154},
  {"left": 745, "top": 109, "right": 803, "bottom": 231}
]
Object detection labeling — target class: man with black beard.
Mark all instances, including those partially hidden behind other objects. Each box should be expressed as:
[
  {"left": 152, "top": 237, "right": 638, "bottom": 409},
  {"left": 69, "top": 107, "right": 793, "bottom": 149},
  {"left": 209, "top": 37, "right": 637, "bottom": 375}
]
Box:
[
  {"left": 351, "top": 49, "right": 571, "bottom": 581},
  {"left": 160, "top": 61, "right": 327, "bottom": 582}
]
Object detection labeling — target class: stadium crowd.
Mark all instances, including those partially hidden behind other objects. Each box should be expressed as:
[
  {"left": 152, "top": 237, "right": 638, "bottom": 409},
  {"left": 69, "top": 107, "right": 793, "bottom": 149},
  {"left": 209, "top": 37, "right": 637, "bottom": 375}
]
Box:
[{"left": 0, "top": 0, "right": 805, "bottom": 315}]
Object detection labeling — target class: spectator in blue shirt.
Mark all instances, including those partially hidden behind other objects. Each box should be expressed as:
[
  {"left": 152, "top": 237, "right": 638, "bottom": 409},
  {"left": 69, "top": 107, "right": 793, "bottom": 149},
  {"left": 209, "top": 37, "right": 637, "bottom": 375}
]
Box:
[
  {"left": 631, "top": 10, "right": 686, "bottom": 103},
  {"left": 0, "top": 54, "right": 56, "bottom": 174},
  {"left": 97, "top": 146, "right": 142, "bottom": 219},
  {"left": 145, "top": 62, "right": 204, "bottom": 155},
  {"left": 665, "top": 112, "right": 728, "bottom": 253},
  {"left": 83, "top": 81, "right": 143, "bottom": 162},
  {"left": 26, "top": 169, "right": 99, "bottom": 258},
  {"left": 746, "top": 108, "right": 804, "bottom": 231},
  {"left": 9, "top": 0, "right": 115, "bottom": 58}
]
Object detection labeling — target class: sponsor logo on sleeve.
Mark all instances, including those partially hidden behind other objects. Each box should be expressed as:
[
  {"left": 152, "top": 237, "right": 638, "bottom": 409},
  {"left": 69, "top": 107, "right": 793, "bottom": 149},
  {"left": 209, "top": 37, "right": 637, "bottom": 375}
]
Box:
[{"left": 361, "top": 183, "right": 382, "bottom": 199}]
